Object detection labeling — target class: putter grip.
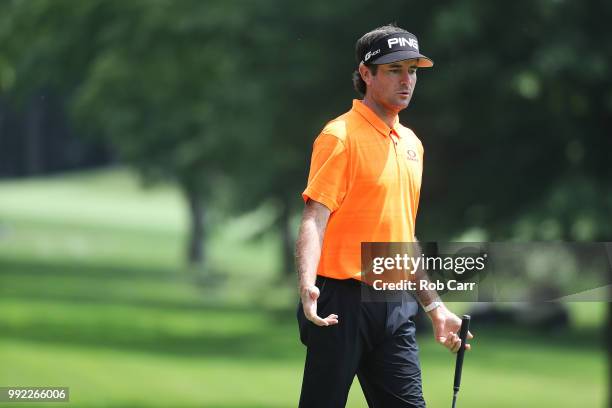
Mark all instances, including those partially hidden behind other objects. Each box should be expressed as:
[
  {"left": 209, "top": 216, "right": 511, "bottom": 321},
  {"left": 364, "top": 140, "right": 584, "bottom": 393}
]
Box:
[{"left": 453, "top": 315, "right": 471, "bottom": 392}]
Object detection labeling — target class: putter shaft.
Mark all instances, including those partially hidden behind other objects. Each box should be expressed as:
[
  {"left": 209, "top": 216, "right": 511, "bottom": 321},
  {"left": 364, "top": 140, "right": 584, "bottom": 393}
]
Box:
[{"left": 451, "top": 315, "right": 471, "bottom": 407}]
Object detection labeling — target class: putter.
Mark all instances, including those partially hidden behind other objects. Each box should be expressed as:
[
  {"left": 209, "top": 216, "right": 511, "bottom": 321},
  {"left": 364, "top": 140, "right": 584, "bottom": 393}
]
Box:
[{"left": 451, "top": 315, "right": 471, "bottom": 408}]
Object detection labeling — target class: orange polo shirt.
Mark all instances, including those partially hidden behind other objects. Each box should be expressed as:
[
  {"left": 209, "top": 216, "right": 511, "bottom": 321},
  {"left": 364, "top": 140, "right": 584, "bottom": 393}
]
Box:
[{"left": 302, "top": 99, "right": 424, "bottom": 281}]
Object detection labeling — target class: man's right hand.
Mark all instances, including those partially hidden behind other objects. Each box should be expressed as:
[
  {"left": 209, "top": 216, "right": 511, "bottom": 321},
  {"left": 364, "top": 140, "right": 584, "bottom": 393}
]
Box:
[{"left": 301, "top": 285, "right": 339, "bottom": 327}]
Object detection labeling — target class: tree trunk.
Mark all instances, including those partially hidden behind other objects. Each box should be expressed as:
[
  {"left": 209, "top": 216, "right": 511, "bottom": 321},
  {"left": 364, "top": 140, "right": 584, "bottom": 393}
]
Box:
[
  {"left": 0, "top": 98, "right": 4, "bottom": 158},
  {"left": 0, "top": 97, "right": 4, "bottom": 140},
  {"left": 281, "top": 194, "right": 295, "bottom": 277},
  {"left": 25, "top": 94, "right": 44, "bottom": 176},
  {"left": 184, "top": 185, "right": 205, "bottom": 268}
]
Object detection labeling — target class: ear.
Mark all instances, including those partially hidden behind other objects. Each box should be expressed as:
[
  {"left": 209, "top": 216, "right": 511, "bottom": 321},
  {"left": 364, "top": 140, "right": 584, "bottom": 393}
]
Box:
[{"left": 358, "top": 62, "right": 373, "bottom": 86}]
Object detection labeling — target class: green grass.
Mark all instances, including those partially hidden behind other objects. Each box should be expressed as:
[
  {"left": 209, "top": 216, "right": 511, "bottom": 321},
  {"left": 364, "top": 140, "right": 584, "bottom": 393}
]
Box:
[{"left": 0, "top": 168, "right": 608, "bottom": 407}]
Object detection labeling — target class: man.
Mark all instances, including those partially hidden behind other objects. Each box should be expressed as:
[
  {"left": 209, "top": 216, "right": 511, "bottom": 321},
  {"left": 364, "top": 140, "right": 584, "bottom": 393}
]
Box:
[{"left": 295, "top": 24, "right": 474, "bottom": 407}]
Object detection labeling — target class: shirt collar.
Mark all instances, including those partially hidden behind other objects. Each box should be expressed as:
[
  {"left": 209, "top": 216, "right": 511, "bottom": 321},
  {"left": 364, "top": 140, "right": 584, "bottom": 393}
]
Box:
[{"left": 352, "top": 99, "right": 401, "bottom": 138}]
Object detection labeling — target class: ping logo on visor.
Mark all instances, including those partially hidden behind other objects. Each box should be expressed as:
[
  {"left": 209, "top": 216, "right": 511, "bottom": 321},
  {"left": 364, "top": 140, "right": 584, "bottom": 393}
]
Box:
[
  {"left": 387, "top": 37, "right": 419, "bottom": 51},
  {"left": 361, "top": 32, "right": 433, "bottom": 67}
]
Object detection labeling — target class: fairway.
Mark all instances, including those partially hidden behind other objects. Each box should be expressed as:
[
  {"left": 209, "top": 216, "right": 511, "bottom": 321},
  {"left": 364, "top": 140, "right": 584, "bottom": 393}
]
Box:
[{"left": 0, "top": 169, "right": 607, "bottom": 407}]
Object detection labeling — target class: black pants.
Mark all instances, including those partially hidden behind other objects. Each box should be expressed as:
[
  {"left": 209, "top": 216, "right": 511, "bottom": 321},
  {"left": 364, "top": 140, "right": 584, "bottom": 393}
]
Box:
[{"left": 297, "top": 276, "right": 425, "bottom": 408}]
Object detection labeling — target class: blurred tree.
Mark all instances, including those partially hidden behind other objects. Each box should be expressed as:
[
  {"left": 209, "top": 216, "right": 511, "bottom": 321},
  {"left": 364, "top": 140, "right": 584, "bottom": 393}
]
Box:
[
  {"left": 70, "top": 0, "right": 264, "bottom": 270},
  {"left": 0, "top": 0, "right": 263, "bottom": 272},
  {"left": 1, "top": 0, "right": 610, "bottom": 275},
  {"left": 234, "top": 0, "right": 360, "bottom": 277},
  {"left": 0, "top": 2, "right": 111, "bottom": 177},
  {"left": 411, "top": 0, "right": 612, "bottom": 242}
]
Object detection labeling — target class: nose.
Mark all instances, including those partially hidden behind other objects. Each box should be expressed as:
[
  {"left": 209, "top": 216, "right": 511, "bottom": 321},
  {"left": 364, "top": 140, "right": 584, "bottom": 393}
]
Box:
[{"left": 401, "top": 71, "right": 413, "bottom": 86}]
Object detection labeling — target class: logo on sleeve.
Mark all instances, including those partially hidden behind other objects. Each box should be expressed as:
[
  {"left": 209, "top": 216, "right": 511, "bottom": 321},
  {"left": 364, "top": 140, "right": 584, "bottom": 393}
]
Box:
[{"left": 406, "top": 149, "right": 419, "bottom": 162}]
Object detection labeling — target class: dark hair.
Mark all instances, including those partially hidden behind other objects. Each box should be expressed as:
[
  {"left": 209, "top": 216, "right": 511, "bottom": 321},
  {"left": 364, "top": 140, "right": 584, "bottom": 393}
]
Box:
[{"left": 352, "top": 24, "right": 410, "bottom": 96}]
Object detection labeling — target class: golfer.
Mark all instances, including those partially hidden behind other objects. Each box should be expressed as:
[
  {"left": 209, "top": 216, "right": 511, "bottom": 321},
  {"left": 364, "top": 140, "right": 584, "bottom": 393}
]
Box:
[{"left": 296, "top": 24, "right": 473, "bottom": 408}]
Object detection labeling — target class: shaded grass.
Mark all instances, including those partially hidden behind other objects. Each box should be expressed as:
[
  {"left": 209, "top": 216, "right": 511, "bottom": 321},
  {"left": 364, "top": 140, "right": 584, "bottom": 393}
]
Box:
[
  {"left": 0, "top": 168, "right": 608, "bottom": 407},
  {"left": 0, "top": 315, "right": 606, "bottom": 407}
]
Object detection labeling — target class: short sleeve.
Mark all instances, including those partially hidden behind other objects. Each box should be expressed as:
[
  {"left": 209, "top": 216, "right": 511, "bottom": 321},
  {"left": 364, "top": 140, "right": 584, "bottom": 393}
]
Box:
[
  {"left": 302, "top": 133, "right": 348, "bottom": 212},
  {"left": 414, "top": 138, "right": 424, "bottom": 217}
]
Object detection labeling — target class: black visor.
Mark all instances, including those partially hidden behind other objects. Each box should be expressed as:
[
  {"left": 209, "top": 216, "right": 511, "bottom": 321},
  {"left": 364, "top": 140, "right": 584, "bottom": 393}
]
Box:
[{"left": 361, "top": 32, "right": 433, "bottom": 67}]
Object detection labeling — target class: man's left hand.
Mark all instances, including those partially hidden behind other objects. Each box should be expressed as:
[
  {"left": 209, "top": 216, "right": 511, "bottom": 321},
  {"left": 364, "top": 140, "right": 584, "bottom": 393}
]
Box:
[{"left": 428, "top": 304, "right": 474, "bottom": 353}]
